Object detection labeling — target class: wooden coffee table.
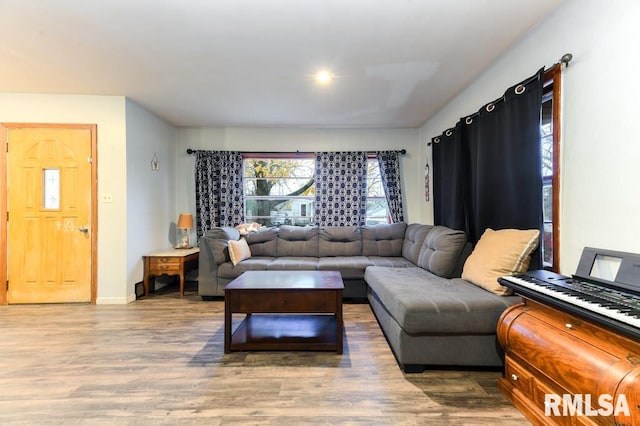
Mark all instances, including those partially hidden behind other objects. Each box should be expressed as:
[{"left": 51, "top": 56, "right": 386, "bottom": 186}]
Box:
[{"left": 224, "top": 271, "right": 344, "bottom": 354}]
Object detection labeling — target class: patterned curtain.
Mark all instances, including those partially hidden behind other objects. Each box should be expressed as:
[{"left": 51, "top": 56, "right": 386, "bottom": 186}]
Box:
[
  {"left": 376, "top": 151, "right": 405, "bottom": 223},
  {"left": 194, "top": 151, "right": 244, "bottom": 238},
  {"left": 314, "top": 152, "right": 368, "bottom": 226}
]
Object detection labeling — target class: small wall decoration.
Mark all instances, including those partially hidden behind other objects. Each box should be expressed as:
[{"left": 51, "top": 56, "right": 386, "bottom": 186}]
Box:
[
  {"left": 151, "top": 153, "right": 160, "bottom": 171},
  {"left": 424, "top": 162, "right": 430, "bottom": 202}
]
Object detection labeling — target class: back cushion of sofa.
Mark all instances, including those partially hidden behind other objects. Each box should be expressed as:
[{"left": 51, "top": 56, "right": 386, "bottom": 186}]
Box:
[
  {"left": 417, "top": 226, "right": 467, "bottom": 278},
  {"left": 276, "top": 225, "right": 319, "bottom": 257},
  {"left": 203, "top": 227, "right": 241, "bottom": 265},
  {"left": 362, "top": 222, "right": 407, "bottom": 256},
  {"left": 402, "top": 223, "right": 433, "bottom": 264},
  {"left": 319, "top": 226, "right": 362, "bottom": 257},
  {"left": 246, "top": 227, "right": 278, "bottom": 256}
]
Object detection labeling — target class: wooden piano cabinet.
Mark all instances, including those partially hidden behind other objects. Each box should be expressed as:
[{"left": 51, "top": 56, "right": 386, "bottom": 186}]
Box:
[{"left": 497, "top": 298, "right": 640, "bottom": 426}]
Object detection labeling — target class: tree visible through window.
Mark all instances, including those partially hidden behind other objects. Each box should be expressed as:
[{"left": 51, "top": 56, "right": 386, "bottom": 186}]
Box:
[
  {"left": 366, "top": 158, "right": 391, "bottom": 225},
  {"left": 243, "top": 157, "right": 315, "bottom": 227},
  {"left": 243, "top": 155, "right": 391, "bottom": 226}
]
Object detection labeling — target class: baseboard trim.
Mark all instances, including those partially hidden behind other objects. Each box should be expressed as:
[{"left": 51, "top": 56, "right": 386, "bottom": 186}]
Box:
[{"left": 96, "top": 294, "right": 136, "bottom": 305}]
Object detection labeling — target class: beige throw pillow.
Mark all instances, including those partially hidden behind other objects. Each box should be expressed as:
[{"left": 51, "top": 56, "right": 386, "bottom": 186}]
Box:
[
  {"left": 462, "top": 228, "right": 540, "bottom": 296},
  {"left": 228, "top": 238, "right": 251, "bottom": 265}
]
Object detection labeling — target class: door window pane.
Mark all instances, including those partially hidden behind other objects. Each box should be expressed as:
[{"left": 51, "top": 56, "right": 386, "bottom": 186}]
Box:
[{"left": 43, "top": 169, "right": 60, "bottom": 210}]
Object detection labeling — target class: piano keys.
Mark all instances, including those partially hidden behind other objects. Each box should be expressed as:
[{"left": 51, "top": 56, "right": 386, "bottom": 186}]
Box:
[{"left": 499, "top": 247, "right": 640, "bottom": 341}]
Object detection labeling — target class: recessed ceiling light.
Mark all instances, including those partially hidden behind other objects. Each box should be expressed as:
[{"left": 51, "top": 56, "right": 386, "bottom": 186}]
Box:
[{"left": 314, "top": 70, "right": 334, "bottom": 84}]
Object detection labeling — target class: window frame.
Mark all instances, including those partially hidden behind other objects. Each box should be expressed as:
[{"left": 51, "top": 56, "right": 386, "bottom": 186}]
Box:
[
  {"left": 543, "top": 65, "right": 562, "bottom": 271},
  {"left": 365, "top": 155, "right": 392, "bottom": 225},
  {"left": 241, "top": 152, "right": 392, "bottom": 226},
  {"left": 242, "top": 153, "right": 316, "bottom": 227}
]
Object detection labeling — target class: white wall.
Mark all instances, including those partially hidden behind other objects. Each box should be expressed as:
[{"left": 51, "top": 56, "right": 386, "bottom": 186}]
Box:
[
  {"left": 419, "top": 0, "right": 640, "bottom": 274},
  {"left": 175, "top": 127, "right": 422, "bottom": 233},
  {"left": 125, "top": 99, "right": 177, "bottom": 299},
  {"left": 0, "top": 93, "right": 129, "bottom": 303}
]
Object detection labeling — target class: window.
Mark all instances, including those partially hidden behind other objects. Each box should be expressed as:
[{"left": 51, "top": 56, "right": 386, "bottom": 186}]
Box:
[
  {"left": 242, "top": 155, "right": 391, "bottom": 226},
  {"left": 43, "top": 168, "right": 61, "bottom": 210},
  {"left": 366, "top": 158, "right": 391, "bottom": 225},
  {"left": 541, "top": 66, "right": 562, "bottom": 271},
  {"left": 243, "top": 156, "right": 315, "bottom": 227}
]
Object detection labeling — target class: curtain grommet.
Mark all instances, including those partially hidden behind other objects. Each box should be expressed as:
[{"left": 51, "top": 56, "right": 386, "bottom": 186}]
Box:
[
  {"left": 434, "top": 137, "right": 440, "bottom": 144},
  {"left": 515, "top": 84, "right": 526, "bottom": 95},
  {"left": 465, "top": 117, "right": 473, "bottom": 125},
  {"left": 486, "top": 103, "right": 495, "bottom": 112},
  {"left": 445, "top": 130, "right": 453, "bottom": 137}
]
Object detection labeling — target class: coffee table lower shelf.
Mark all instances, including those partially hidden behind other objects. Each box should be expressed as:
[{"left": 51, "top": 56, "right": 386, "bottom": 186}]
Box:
[{"left": 229, "top": 314, "right": 341, "bottom": 353}]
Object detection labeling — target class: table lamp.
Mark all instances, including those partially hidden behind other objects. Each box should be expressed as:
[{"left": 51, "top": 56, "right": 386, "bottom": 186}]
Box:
[{"left": 176, "top": 213, "right": 194, "bottom": 249}]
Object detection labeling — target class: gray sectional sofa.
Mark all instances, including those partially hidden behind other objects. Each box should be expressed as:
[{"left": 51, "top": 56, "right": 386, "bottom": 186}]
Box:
[{"left": 198, "top": 223, "right": 522, "bottom": 372}]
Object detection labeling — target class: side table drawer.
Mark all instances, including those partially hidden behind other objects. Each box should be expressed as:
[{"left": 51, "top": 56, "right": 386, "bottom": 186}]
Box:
[
  {"left": 149, "top": 257, "right": 181, "bottom": 273},
  {"left": 148, "top": 257, "right": 181, "bottom": 274}
]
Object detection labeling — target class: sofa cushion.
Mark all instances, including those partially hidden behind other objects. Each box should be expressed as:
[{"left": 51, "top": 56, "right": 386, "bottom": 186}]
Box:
[
  {"left": 462, "top": 228, "right": 540, "bottom": 296},
  {"left": 367, "top": 256, "right": 415, "bottom": 268},
  {"left": 276, "top": 225, "right": 319, "bottom": 257},
  {"left": 318, "top": 256, "right": 372, "bottom": 279},
  {"left": 417, "top": 226, "right": 467, "bottom": 278},
  {"left": 402, "top": 224, "right": 433, "bottom": 265},
  {"left": 228, "top": 238, "right": 251, "bottom": 265},
  {"left": 246, "top": 227, "right": 278, "bottom": 256},
  {"left": 217, "top": 257, "right": 274, "bottom": 279},
  {"left": 361, "top": 222, "right": 407, "bottom": 256},
  {"left": 203, "top": 227, "right": 240, "bottom": 265},
  {"left": 319, "top": 226, "right": 362, "bottom": 257},
  {"left": 266, "top": 257, "right": 319, "bottom": 271},
  {"left": 365, "top": 266, "right": 521, "bottom": 335}
]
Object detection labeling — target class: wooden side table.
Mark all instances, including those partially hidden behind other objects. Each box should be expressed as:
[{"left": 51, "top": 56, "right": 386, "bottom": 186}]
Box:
[{"left": 142, "top": 248, "right": 199, "bottom": 297}]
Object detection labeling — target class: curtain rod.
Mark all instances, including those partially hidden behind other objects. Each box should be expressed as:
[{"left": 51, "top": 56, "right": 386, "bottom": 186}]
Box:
[
  {"left": 427, "top": 53, "right": 573, "bottom": 146},
  {"left": 186, "top": 148, "right": 406, "bottom": 155}
]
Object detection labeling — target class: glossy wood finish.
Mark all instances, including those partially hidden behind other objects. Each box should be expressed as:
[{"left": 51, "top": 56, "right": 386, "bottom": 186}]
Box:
[
  {"left": 497, "top": 298, "right": 640, "bottom": 425},
  {"left": 0, "top": 284, "right": 528, "bottom": 424},
  {"left": 142, "top": 248, "right": 199, "bottom": 297},
  {"left": 225, "top": 271, "right": 343, "bottom": 354}
]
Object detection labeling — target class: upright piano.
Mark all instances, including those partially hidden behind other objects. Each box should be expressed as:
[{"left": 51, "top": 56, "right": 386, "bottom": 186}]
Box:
[{"left": 496, "top": 247, "right": 640, "bottom": 425}]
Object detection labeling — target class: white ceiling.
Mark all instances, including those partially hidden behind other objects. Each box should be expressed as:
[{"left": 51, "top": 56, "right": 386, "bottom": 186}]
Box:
[{"left": 0, "top": 0, "right": 564, "bottom": 128}]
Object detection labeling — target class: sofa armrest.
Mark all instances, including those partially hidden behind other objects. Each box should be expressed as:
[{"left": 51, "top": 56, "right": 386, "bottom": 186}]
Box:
[
  {"left": 197, "top": 227, "right": 241, "bottom": 297},
  {"left": 198, "top": 236, "right": 220, "bottom": 296},
  {"left": 452, "top": 242, "right": 473, "bottom": 278}
]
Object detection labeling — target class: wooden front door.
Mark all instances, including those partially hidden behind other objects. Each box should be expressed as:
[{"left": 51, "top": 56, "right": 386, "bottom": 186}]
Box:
[{"left": 3, "top": 124, "right": 96, "bottom": 304}]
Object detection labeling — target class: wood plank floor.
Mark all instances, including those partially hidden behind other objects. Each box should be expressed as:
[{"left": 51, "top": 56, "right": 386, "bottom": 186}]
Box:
[{"left": 0, "top": 283, "right": 530, "bottom": 425}]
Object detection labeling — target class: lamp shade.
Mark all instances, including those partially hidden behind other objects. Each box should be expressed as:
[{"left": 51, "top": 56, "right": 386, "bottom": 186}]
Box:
[{"left": 177, "top": 213, "right": 194, "bottom": 229}]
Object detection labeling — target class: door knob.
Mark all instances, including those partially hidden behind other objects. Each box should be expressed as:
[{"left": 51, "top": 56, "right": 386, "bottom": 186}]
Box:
[{"left": 78, "top": 226, "right": 89, "bottom": 233}]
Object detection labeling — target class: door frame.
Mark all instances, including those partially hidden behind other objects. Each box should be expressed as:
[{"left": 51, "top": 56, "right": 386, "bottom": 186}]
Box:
[{"left": 0, "top": 123, "right": 98, "bottom": 305}]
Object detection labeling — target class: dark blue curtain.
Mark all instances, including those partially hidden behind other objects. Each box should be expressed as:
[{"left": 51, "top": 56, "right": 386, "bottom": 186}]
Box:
[
  {"left": 432, "top": 68, "right": 544, "bottom": 269},
  {"left": 314, "top": 152, "right": 368, "bottom": 226},
  {"left": 432, "top": 124, "right": 467, "bottom": 232},
  {"left": 376, "top": 150, "right": 405, "bottom": 223},
  {"left": 194, "top": 151, "right": 244, "bottom": 238}
]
